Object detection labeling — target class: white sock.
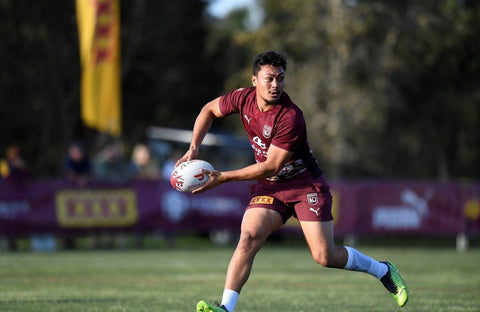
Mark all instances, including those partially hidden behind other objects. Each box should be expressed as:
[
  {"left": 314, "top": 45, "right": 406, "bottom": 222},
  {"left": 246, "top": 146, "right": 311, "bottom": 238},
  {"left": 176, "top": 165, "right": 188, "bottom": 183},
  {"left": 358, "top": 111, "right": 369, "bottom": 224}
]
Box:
[
  {"left": 221, "top": 289, "right": 239, "bottom": 312},
  {"left": 344, "top": 246, "right": 388, "bottom": 279}
]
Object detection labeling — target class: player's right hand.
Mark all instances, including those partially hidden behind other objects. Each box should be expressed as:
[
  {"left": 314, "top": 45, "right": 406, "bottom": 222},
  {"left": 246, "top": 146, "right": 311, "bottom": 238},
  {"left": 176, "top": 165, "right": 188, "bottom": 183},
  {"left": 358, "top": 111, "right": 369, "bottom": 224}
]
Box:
[{"left": 175, "top": 147, "right": 199, "bottom": 167}]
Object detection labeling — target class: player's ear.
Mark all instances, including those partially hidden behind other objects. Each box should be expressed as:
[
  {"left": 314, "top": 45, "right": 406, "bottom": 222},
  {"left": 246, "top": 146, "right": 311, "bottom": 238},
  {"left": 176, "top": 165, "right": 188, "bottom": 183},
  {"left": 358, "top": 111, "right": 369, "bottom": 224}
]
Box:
[{"left": 252, "top": 75, "right": 257, "bottom": 87}]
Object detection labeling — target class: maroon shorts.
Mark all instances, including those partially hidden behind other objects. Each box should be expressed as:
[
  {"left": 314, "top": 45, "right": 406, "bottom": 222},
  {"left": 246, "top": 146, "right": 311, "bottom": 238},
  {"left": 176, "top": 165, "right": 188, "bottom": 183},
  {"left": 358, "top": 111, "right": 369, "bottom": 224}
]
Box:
[{"left": 247, "top": 172, "right": 333, "bottom": 223}]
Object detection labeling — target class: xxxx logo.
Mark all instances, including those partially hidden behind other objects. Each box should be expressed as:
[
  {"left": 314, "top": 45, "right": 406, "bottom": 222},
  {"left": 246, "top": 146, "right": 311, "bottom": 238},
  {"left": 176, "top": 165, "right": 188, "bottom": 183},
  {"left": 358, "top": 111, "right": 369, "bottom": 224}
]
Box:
[{"left": 250, "top": 196, "right": 274, "bottom": 205}]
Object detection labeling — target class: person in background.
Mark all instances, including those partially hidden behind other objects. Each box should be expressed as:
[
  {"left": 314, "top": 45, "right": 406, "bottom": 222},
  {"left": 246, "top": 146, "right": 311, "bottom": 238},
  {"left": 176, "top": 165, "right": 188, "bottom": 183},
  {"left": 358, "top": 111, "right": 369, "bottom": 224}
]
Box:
[
  {"left": 0, "top": 144, "right": 30, "bottom": 185},
  {"left": 65, "top": 142, "right": 91, "bottom": 187},
  {"left": 129, "top": 144, "right": 160, "bottom": 180},
  {"left": 93, "top": 144, "right": 128, "bottom": 182}
]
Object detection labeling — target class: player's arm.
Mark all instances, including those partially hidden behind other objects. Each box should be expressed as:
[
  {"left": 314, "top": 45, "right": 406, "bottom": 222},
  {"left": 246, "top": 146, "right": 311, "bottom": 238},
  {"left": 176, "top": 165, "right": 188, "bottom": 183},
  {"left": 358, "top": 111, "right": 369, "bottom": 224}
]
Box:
[
  {"left": 192, "top": 144, "right": 293, "bottom": 194},
  {"left": 176, "top": 97, "right": 224, "bottom": 167}
]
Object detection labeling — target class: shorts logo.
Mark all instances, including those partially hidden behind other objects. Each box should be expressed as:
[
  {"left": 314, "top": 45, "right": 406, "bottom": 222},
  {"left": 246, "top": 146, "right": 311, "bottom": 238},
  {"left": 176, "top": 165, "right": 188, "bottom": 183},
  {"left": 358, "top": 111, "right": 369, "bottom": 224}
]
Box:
[
  {"left": 250, "top": 196, "right": 274, "bottom": 205},
  {"left": 309, "top": 207, "right": 321, "bottom": 216},
  {"left": 263, "top": 125, "right": 272, "bottom": 138},
  {"left": 307, "top": 193, "right": 318, "bottom": 205}
]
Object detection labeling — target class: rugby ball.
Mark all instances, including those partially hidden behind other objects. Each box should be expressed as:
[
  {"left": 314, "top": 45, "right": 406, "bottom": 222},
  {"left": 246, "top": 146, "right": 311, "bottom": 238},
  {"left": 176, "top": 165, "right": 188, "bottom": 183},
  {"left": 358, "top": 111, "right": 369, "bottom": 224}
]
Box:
[{"left": 170, "top": 159, "right": 214, "bottom": 193}]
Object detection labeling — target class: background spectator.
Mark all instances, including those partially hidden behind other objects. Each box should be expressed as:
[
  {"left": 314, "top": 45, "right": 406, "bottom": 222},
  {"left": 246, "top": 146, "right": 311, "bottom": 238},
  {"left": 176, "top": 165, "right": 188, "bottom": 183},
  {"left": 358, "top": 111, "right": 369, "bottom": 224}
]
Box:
[
  {"left": 93, "top": 143, "right": 129, "bottom": 182},
  {"left": 129, "top": 144, "right": 160, "bottom": 180},
  {"left": 0, "top": 144, "right": 30, "bottom": 185},
  {"left": 65, "top": 142, "right": 91, "bottom": 187}
]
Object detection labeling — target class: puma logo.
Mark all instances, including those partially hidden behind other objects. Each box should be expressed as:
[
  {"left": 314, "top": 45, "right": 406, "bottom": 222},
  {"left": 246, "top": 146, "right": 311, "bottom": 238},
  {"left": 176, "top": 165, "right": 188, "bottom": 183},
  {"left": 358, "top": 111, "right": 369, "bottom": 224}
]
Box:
[
  {"left": 244, "top": 114, "right": 252, "bottom": 124},
  {"left": 309, "top": 207, "right": 321, "bottom": 216}
]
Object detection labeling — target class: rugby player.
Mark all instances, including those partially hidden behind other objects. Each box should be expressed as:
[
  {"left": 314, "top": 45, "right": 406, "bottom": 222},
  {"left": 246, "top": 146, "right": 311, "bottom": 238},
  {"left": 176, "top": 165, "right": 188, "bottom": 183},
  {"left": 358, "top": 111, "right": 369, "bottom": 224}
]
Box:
[{"left": 176, "top": 51, "right": 409, "bottom": 312}]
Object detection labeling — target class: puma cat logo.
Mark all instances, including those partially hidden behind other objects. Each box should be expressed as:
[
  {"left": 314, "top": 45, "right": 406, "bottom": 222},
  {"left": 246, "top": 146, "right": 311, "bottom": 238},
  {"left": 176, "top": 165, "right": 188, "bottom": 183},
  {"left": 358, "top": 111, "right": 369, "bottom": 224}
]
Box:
[{"left": 309, "top": 207, "right": 321, "bottom": 216}]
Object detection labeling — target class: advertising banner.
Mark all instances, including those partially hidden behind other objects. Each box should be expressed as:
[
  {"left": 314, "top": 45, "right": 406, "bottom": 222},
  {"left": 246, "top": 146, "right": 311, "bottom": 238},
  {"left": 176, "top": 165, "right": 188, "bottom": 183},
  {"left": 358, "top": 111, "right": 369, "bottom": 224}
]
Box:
[{"left": 0, "top": 180, "right": 479, "bottom": 237}]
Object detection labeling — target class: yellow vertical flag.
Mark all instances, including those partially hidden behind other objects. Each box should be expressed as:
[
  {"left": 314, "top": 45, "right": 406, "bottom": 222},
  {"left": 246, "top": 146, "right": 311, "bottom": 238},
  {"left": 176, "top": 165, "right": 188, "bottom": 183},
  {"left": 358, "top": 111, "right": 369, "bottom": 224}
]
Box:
[{"left": 77, "top": 0, "right": 121, "bottom": 136}]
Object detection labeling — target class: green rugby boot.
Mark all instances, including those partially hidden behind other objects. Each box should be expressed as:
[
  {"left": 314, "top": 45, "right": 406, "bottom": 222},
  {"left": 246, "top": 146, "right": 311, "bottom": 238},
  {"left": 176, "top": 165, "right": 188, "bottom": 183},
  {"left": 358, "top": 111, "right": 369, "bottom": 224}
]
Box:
[
  {"left": 380, "top": 261, "right": 409, "bottom": 307},
  {"left": 197, "top": 300, "right": 228, "bottom": 312}
]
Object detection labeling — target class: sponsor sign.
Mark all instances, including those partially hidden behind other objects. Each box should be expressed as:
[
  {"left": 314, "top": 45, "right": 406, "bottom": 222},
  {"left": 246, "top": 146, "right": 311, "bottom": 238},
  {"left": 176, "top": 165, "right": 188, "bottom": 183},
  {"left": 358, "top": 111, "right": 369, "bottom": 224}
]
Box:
[
  {"left": 250, "top": 196, "right": 274, "bottom": 205},
  {"left": 0, "top": 201, "right": 30, "bottom": 219},
  {"left": 0, "top": 180, "right": 478, "bottom": 236},
  {"left": 372, "top": 189, "right": 430, "bottom": 230},
  {"left": 161, "top": 190, "right": 243, "bottom": 223},
  {"left": 55, "top": 189, "right": 138, "bottom": 228}
]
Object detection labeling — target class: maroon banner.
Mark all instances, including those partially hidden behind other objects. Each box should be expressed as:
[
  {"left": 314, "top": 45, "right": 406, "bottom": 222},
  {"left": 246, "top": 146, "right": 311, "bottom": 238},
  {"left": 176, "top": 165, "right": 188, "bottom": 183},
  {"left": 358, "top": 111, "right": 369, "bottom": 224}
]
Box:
[
  {"left": 0, "top": 180, "right": 250, "bottom": 236},
  {"left": 331, "top": 182, "right": 480, "bottom": 235},
  {"left": 0, "top": 180, "right": 479, "bottom": 237}
]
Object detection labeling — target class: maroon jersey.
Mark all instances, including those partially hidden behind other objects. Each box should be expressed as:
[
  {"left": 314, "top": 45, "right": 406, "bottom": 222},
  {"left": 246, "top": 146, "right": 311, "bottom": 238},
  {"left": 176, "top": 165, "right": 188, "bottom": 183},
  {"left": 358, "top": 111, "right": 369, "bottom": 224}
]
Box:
[
  {"left": 219, "top": 87, "right": 330, "bottom": 222},
  {"left": 219, "top": 87, "right": 322, "bottom": 178}
]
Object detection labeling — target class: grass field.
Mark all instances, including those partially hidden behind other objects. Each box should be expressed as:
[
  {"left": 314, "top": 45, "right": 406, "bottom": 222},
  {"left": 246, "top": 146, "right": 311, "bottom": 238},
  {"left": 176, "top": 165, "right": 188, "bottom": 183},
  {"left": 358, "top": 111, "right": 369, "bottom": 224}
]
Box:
[{"left": 0, "top": 242, "right": 479, "bottom": 312}]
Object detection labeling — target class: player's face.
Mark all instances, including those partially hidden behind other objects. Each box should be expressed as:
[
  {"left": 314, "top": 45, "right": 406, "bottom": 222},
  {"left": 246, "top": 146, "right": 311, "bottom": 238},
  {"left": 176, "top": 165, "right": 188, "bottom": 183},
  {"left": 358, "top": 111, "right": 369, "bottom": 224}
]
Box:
[{"left": 252, "top": 65, "right": 285, "bottom": 106}]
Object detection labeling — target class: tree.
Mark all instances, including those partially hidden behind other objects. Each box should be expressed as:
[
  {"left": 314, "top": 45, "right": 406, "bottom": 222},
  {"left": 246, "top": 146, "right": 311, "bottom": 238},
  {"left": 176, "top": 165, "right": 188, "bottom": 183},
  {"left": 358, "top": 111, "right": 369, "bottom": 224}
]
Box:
[
  {"left": 220, "top": 0, "right": 480, "bottom": 180},
  {"left": 0, "top": 0, "right": 219, "bottom": 177},
  {"left": 0, "top": 1, "right": 81, "bottom": 176},
  {"left": 377, "top": 1, "right": 480, "bottom": 180}
]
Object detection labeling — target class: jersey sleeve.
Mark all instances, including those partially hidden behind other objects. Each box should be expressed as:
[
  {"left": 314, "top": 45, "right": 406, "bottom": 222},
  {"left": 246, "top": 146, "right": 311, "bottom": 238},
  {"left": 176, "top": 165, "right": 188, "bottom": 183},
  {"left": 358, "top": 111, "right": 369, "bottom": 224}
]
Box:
[
  {"left": 219, "top": 88, "right": 248, "bottom": 116},
  {"left": 271, "top": 108, "right": 306, "bottom": 152}
]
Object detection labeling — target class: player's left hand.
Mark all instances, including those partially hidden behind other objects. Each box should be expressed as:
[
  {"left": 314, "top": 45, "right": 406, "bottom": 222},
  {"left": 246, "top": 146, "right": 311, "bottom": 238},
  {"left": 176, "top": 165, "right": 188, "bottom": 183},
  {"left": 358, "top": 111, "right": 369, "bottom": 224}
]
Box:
[{"left": 192, "top": 169, "right": 223, "bottom": 194}]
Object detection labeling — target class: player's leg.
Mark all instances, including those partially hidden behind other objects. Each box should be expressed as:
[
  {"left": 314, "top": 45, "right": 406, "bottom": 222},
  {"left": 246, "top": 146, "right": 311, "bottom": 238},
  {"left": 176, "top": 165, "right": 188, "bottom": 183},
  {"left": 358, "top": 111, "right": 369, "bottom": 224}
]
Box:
[
  {"left": 299, "top": 220, "right": 347, "bottom": 268},
  {"left": 198, "top": 207, "right": 284, "bottom": 312},
  {"left": 225, "top": 207, "right": 283, "bottom": 292},
  {"left": 300, "top": 220, "right": 384, "bottom": 272},
  {"left": 300, "top": 220, "right": 409, "bottom": 307}
]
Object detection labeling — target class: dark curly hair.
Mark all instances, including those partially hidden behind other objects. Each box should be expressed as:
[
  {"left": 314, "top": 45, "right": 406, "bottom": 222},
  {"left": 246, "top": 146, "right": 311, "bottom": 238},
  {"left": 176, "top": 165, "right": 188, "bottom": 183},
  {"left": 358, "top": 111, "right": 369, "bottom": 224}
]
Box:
[{"left": 252, "top": 51, "right": 287, "bottom": 75}]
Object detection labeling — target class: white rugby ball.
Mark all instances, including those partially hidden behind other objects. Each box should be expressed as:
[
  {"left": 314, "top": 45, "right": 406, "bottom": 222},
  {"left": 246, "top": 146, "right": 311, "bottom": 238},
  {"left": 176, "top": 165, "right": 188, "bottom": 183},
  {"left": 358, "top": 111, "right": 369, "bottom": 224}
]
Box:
[{"left": 170, "top": 159, "right": 214, "bottom": 193}]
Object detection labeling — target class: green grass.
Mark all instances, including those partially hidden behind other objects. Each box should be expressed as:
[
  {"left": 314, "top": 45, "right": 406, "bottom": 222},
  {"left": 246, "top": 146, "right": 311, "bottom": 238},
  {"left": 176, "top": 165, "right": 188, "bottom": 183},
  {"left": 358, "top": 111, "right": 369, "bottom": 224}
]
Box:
[{"left": 0, "top": 244, "right": 479, "bottom": 311}]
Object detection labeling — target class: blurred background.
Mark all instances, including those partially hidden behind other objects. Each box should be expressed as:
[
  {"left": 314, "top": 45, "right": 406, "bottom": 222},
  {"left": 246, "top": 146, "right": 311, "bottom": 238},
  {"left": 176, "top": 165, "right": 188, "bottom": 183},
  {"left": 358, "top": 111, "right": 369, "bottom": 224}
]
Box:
[{"left": 0, "top": 0, "right": 479, "bottom": 251}]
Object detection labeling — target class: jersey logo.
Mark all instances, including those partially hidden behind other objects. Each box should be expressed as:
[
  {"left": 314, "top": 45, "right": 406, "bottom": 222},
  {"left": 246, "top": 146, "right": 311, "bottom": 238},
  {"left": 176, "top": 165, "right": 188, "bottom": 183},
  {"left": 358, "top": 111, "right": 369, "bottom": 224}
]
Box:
[
  {"left": 263, "top": 125, "right": 272, "bottom": 138},
  {"left": 253, "top": 136, "right": 267, "bottom": 149},
  {"left": 244, "top": 114, "right": 252, "bottom": 125}
]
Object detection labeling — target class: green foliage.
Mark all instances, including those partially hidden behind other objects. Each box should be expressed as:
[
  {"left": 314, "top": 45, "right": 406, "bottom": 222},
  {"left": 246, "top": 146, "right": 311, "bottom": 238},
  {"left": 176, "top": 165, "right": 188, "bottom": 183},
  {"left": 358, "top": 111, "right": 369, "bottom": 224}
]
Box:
[
  {"left": 0, "top": 0, "right": 478, "bottom": 180},
  {"left": 122, "top": 1, "right": 214, "bottom": 134},
  {"left": 378, "top": 1, "right": 480, "bottom": 179},
  {"left": 0, "top": 1, "right": 218, "bottom": 177},
  {"left": 0, "top": 1, "right": 81, "bottom": 176},
  {"left": 223, "top": 0, "right": 480, "bottom": 180}
]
